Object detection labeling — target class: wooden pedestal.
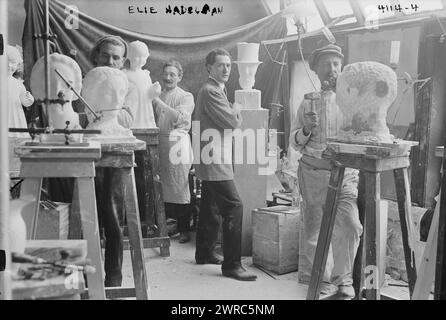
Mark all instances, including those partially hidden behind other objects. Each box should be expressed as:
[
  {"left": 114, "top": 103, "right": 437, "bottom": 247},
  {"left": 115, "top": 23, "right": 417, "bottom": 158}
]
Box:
[
  {"left": 94, "top": 139, "right": 150, "bottom": 300},
  {"left": 132, "top": 128, "right": 170, "bottom": 257},
  {"left": 306, "top": 140, "right": 418, "bottom": 300}
]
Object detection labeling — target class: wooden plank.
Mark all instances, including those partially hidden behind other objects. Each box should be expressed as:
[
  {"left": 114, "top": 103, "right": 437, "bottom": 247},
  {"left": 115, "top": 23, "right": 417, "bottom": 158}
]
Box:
[
  {"left": 307, "top": 166, "right": 345, "bottom": 300},
  {"left": 77, "top": 177, "right": 105, "bottom": 300},
  {"left": 394, "top": 168, "right": 418, "bottom": 297},
  {"left": 353, "top": 171, "right": 366, "bottom": 299},
  {"left": 19, "top": 178, "right": 43, "bottom": 239},
  {"left": 134, "top": 147, "right": 156, "bottom": 228},
  {"left": 325, "top": 153, "right": 410, "bottom": 172},
  {"left": 150, "top": 142, "right": 170, "bottom": 257},
  {"left": 97, "top": 139, "right": 146, "bottom": 153},
  {"left": 19, "top": 160, "right": 95, "bottom": 178},
  {"left": 15, "top": 141, "right": 101, "bottom": 159},
  {"left": 132, "top": 128, "right": 159, "bottom": 146},
  {"left": 364, "top": 171, "right": 380, "bottom": 300},
  {"left": 123, "top": 168, "right": 150, "bottom": 300}
]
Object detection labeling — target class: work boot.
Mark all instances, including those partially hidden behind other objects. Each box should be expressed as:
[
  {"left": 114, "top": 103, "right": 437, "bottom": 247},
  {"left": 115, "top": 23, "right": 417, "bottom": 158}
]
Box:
[
  {"left": 179, "top": 232, "right": 190, "bottom": 243},
  {"left": 196, "top": 253, "right": 223, "bottom": 265},
  {"left": 222, "top": 266, "right": 257, "bottom": 281},
  {"left": 337, "top": 285, "right": 356, "bottom": 299}
]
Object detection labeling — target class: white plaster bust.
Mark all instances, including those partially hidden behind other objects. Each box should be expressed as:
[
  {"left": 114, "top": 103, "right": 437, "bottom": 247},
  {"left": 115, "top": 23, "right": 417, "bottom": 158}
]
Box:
[
  {"left": 30, "top": 53, "right": 81, "bottom": 130},
  {"left": 336, "top": 61, "right": 398, "bottom": 143},
  {"left": 234, "top": 42, "right": 261, "bottom": 90},
  {"left": 82, "top": 66, "right": 133, "bottom": 137},
  {"left": 6, "top": 45, "right": 34, "bottom": 137},
  {"left": 124, "top": 40, "right": 160, "bottom": 128}
]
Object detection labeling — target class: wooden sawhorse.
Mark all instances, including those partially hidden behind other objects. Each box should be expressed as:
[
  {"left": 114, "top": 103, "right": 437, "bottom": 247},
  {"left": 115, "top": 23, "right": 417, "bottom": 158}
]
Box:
[
  {"left": 306, "top": 140, "right": 418, "bottom": 300},
  {"left": 94, "top": 139, "right": 150, "bottom": 300},
  {"left": 16, "top": 141, "right": 106, "bottom": 300},
  {"left": 132, "top": 128, "right": 170, "bottom": 257}
]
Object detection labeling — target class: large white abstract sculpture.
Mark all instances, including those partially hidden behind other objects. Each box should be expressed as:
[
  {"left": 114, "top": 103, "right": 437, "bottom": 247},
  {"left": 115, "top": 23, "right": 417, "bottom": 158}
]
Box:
[
  {"left": 335, "top": 61, "right": 398, "bottom": 143},
  {"left": 124, "top": 40, "right": 161, "bottom": 128},
  {"left": 30, "top": 53, "right": 82, "bottom": 131},
  {"left": 234, "top": 42, "right": 262, "bottom": 110},
  {"left": 82, "top": 67, "right": 133, "bottom": 139},
  {"left": 6, "top": 45, "right": 34, "bottom": 138}
]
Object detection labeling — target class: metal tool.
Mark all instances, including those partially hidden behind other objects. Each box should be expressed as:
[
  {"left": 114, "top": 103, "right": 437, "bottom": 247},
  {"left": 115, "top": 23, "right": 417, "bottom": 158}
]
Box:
[{"left": 54, "top": 68, "right": 101, "bottom": 121}]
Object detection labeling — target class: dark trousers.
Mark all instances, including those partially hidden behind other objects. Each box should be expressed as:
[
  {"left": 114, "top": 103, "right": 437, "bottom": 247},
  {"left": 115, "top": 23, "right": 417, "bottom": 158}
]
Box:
[
  {"left": 95, "top": 167, "right": 125, "bottom": 286},
  {"left": 195, "top": 180, "right": 243, "bottom": 270},
  {"left": 164, "top": 202, "right": 192, "bottom": 233}
]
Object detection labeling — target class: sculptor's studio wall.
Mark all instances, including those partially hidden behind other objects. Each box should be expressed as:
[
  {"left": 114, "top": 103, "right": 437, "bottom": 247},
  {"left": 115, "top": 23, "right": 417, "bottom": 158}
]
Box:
[{"left": 7, "top": 0, "right": 271, "bottom": 47}]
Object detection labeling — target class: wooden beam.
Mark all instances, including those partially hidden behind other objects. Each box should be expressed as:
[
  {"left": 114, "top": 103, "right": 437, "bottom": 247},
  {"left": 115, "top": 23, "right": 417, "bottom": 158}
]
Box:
[
  {"left": 313, "top": 0, "right": 332, "bottom": 25},
  {"left": 348, "top": 0, "right": 365, "bottom": 25}
]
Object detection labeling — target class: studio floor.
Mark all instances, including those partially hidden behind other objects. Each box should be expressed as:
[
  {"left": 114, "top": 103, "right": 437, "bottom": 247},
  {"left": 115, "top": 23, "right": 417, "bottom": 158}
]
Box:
[{"left": 119, "top": 231, "right": 410, "bottom": 300}]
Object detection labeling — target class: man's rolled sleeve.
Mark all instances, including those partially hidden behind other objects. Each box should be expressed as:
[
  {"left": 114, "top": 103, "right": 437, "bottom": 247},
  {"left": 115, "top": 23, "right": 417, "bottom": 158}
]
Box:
[{"left": 289, "top": 99, "right": 310, "bottom": 151}]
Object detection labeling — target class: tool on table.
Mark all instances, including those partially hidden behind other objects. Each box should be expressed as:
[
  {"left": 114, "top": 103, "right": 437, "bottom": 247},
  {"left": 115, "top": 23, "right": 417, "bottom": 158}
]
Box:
[{"left": 12, "top": 252, "right": 96, "bottom": 274}]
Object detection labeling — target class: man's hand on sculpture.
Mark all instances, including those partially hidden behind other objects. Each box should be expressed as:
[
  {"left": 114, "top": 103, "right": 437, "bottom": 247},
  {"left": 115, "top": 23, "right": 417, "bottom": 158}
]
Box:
[
  {"left": 148, "top": 81, "right": 162, "bottom": 99},
  {"left": 303, "top": 111, "right": 318, "bottom": 136}
]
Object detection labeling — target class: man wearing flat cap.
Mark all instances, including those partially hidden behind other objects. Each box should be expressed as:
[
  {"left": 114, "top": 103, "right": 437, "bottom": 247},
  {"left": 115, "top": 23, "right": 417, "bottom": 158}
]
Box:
[{"left": 289, "top": 44, "right": 362, "bottom": 299}]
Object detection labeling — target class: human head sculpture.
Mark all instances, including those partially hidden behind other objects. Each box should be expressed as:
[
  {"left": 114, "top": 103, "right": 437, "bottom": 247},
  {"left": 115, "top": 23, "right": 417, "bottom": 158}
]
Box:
[
  {"left": 234, "top": 42, "right": 261, "bottom": 90},
  {"left": 309, "top": 44, "right": 344, "bottom": 91},
  {"left": 336, "top": 61, "right": 398, "bottom": 142},
  {"left": 82, "top": 66, "right": 129, "bottom": 122},
  {"left": 30, "top": 53, "right": 82, "bottom": 105},
  {"left": 128, "top": 40, "right": 150, "bottom": 70},
  {"left": 206, "top": 48, "right": 231, "bottom": 84},
  {"left": 30, "top": 53, "right": 82, "bottom": 130},
  {"left": 5, "top": 45, "right": 23, "bottom": 76},
  {"left": 90, "top": 35, "right": 128, "bottom": 69},
  {"left": 161, "top": 59, "right": 183, "bottom": 91}
]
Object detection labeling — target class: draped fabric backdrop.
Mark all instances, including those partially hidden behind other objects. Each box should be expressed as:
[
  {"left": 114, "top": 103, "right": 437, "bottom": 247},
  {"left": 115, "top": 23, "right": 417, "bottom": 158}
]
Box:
[{"left": 21, "top": 0, "right": 290, "bottom": 201}]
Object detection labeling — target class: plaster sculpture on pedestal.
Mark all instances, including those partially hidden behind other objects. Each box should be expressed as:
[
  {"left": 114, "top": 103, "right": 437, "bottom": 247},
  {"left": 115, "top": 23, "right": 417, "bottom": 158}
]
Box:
[
  {"left": 234, "top": 42, "right": 262, "bottom": 110},
  {"left": 6, "top": 45, "right": 34, "bottom": 137},
  {"left": 124, "top": 40, "right": 161, "bottom": 128},
  {"left": 335, "top": 61, "right": 398, "bottom": 143},
  {"left": 30, "top": 53, "right": 82, "bottom": 131},
  {"left": 82, "top": 66, "right": 134, "bottom": 139}
]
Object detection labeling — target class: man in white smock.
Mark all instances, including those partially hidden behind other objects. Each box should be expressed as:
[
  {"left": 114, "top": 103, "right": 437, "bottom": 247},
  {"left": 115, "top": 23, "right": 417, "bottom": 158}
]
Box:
[{"left": 152, "top": 59, "right": 195, "bottom": 243}]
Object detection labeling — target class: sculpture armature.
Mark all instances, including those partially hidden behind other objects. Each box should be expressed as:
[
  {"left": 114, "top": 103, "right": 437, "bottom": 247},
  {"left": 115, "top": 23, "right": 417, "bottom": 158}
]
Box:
[
  {"left": 336, "top": 61, "right": 398, "bottom": 143},
  {"left": 82, "top": 66, "right": 133, "bottom": 138}
]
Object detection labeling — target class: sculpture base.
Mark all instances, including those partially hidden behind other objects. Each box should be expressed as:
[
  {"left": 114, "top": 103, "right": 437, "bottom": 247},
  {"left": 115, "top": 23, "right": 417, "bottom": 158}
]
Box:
[{"left": 235, "top": 89, "right": 261, "bottom": 110}]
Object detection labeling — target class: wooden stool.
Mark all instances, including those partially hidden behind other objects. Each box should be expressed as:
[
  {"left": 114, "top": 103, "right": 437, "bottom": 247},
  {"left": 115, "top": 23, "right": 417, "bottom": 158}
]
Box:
[
  {"left": 16, "top": 141, "right": 105, "bottom": 300},
  {"left": 306, "top": 140, "right": 418, "bottom": 300},
  {"left": 94, "top": 139, "right": 149, "bottom": 300},
  {"left": 132, "top": 128, "right": 170, "bottom": 257}
]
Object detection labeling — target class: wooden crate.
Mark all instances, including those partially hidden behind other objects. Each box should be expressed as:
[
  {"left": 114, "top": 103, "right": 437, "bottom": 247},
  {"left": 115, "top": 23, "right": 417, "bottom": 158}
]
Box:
[{"left": 252, "top": 206, "right": 301, "bottom": 274}]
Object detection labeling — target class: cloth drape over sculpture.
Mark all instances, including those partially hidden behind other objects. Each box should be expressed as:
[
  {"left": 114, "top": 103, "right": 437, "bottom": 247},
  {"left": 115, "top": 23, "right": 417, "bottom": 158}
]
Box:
[{"left": 22, "top": 0, "right": 289, "bottom": 128}]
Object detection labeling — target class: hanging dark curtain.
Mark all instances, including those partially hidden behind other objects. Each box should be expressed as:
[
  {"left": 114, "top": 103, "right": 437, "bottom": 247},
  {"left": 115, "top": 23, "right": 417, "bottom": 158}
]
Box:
[{"left": 22, "top": 0, "right": 290, "bottom": 201}]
